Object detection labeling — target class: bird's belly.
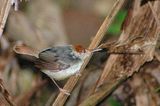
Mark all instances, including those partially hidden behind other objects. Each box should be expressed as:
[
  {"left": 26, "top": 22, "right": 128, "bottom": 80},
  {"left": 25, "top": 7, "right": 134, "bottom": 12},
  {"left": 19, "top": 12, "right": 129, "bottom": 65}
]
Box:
[{"left": 43, "top": 62, "right": 83, "bottom": 80}]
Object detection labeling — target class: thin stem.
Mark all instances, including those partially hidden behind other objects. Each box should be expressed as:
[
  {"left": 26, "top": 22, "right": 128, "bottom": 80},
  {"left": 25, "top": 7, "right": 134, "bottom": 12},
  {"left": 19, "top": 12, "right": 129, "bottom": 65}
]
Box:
[
  {"left": 148, "top": 1, "right": 160, "bottom": 27},
  {"left": 0, "top": 0, "right": 12, "bottom": 39},
  {"left": 52, "top": 0, "right": 126, "bottom": 106}
]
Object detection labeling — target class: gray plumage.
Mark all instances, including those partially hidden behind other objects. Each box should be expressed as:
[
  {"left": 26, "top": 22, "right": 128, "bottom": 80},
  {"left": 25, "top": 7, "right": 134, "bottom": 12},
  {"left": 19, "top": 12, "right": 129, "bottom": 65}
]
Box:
[{"left": 35, "top": 45, "right": 82, "bottom": 71}]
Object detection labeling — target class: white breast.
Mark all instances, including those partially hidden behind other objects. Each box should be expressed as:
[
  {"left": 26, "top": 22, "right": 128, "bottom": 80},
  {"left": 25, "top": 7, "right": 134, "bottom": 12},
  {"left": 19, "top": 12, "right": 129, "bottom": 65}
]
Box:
[{"left": 42, "top": 62, "right": 83, "bottom": 80}]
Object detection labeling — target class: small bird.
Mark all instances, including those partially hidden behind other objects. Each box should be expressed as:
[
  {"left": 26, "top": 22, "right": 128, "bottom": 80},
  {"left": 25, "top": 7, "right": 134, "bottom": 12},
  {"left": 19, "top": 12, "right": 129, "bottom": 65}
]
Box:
[{"left": 13, "top": 42, "right": 101, "bottom": 95}]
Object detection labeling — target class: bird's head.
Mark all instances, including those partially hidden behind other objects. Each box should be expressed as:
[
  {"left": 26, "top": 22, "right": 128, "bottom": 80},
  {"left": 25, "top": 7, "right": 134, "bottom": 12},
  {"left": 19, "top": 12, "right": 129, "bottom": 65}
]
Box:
[
  {"left": 73, "top": 45, "right": 90, "bottom": 59},
  {"left": 74, "top": 45, "right": 86, "bottom": 53},
  {"left": 73, "top": 45, "right": 102, "bottom": 59}
]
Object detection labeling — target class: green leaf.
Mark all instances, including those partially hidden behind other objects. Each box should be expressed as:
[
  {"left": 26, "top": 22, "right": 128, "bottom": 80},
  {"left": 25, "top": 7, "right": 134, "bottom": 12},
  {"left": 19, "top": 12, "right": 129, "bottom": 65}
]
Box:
[
  {"left": 107, "top": 97, "right": 122, "bottom": 106},
  {"left": 108, "top": 10, "right": 127, "bottom": 35},
  {"left": 155, "top": 87, "right": 160, "bottom": 93}
]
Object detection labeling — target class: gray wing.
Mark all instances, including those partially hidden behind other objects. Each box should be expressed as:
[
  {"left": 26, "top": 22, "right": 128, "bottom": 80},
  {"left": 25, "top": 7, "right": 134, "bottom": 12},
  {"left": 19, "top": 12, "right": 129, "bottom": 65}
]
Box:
[
  {"left": 34, "top": 58, "right": 70, "bottom": 71},
  {"left": 35, "top": 46, "right": 80, "bottom": 71}
]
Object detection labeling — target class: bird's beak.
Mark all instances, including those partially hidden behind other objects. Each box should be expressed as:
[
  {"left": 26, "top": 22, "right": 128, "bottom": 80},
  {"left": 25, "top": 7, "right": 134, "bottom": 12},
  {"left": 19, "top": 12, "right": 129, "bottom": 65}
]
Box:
[
  {"left": 91, "top": 48, "right": 103, "bottom": 52},
  {"left": 87, "top": 48, "right": 103, "bottom": 53}
]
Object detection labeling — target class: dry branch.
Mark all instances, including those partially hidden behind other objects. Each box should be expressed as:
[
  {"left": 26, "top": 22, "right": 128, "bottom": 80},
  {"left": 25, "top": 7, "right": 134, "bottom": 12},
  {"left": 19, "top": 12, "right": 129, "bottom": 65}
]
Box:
[
  {"left": 79, "top": 1, "right": 160, "bottom": 106},
  {"left": 52, "top": 0, "right": 127, "bottom": 106},
  {"left": 0, "top": 0, "right": 15, "bottom": 105},
  {"left": 0, "top": 0, "right": 12, "bottom": 38},
  {"left": 0, "top": 79, "right": 15, "bottom": 106}
]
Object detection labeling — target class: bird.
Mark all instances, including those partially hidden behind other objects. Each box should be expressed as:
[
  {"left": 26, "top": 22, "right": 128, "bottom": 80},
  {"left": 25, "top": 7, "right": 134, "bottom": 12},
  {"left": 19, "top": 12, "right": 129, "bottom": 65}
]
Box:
[{"left": 13, "top": 42, "right": 102, "bottom": 95}]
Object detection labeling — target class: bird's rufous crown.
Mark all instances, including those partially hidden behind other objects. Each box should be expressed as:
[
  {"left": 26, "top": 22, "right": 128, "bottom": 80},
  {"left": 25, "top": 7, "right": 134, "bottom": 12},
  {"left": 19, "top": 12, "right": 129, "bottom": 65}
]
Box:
[{"left": 74, "top": 45, "right": 86, "bottom": 53}]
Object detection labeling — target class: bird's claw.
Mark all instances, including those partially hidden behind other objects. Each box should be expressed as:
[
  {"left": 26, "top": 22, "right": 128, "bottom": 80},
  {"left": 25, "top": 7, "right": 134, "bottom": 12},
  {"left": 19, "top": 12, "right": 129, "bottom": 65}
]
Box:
[
  {"left": 75, "top": 72, "right": 81, "bottom": 77},
  {"left": 59, "top": 88, "right": 70, "bottom": 95}
]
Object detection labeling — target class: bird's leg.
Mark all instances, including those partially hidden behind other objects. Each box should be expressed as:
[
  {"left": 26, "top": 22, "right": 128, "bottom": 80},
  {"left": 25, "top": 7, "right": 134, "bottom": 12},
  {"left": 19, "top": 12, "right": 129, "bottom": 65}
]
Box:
[
  {"left": 51, "top": 78, "right": 70, "bottom": 95},
  {"left": 75, "top": 70, "right": 82, "bottom": 77}
]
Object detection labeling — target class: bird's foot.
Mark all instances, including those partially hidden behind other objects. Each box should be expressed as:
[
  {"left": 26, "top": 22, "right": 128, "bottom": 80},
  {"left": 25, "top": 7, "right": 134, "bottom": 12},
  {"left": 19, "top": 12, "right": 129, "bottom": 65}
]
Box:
[
  {"left": 59, "top": 88, "right": 70, "bottom": 95},
  {"left": 75, "top": 71, "right": 81, "bottom": 77}
]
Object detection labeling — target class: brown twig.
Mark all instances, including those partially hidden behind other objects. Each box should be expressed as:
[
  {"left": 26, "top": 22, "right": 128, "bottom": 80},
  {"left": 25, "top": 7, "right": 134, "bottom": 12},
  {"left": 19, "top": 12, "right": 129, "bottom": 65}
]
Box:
[
  {"left": 52, "top": 0, "right": 126, "bottom": 106},
  {"left": 0, "top": 78, "right": 15, "bottom": 106},
  {"left": 148, "top": 1, "right": 160, "bottom": 27},
  {"left": 0, "top": 0, "right": 12, "bottom": 39},
  {"left": 148, "top": 1, "right": 160, "bottom": 62}
]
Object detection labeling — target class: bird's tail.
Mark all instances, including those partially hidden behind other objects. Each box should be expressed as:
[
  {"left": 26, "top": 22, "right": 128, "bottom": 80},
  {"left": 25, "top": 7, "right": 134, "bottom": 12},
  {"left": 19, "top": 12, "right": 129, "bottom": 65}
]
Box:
[{"left": 13, "top": 41, "right": 39, "bottom": 58}]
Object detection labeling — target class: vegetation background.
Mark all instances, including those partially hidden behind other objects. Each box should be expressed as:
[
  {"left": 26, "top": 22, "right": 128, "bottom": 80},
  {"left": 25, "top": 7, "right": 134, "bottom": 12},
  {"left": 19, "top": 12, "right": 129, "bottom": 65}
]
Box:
[{"left": 0, "top": 0, "right": 159, "bottom": 106}]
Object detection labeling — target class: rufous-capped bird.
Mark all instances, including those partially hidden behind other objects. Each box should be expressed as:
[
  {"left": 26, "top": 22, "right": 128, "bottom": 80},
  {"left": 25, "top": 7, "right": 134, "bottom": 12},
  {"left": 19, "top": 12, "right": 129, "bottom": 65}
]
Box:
[{"left": 13, "top": 42, "right": 102, "bottom": 95}]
